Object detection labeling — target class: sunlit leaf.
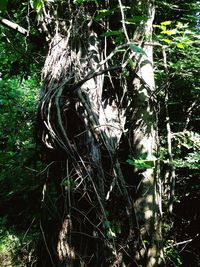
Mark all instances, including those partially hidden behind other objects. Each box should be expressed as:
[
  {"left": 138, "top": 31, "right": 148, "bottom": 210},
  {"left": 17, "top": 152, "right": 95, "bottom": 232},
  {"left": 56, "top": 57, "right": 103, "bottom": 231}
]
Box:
[
  {"left": 153, "top": 25, "right": 167, "bottom": 31},
  {"left": 176, "top": 43, "right": 185, "bottom": 49},
  {"left": 176, "top": 22, "right": 188, "bottom": 29},
  {"left": 127, "top": 58, "right": 135, "bottom": 69},
  {"left": 127, "top": 152, "right": 156, "bottom": 170},
  {"left": 161, "top": 20, "right": 172, "bottom": 25},
  {"left": 97, "top": 9, "right": 109, "bottom": 13},
  {"left": 161, "top": 29, "right": 177, "bottom": 35},
  {"left": 33, "top": 0, "right": 44, "bottom": 13},
  {"left": 95, "top": 8, "right": 116, "bottom": 20},
  {"left": 163, "top": 39, "right": 172, "bottom": 44},
  {"left": 127, "top": 158, "right": 155, "bottom": 170}
]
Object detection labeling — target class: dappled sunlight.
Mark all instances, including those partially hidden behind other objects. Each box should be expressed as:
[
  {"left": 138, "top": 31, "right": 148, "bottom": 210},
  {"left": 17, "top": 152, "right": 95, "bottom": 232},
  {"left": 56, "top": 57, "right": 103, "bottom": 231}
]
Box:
[{"left": 57, "top": 217, "right": 75, "bottom": 262}]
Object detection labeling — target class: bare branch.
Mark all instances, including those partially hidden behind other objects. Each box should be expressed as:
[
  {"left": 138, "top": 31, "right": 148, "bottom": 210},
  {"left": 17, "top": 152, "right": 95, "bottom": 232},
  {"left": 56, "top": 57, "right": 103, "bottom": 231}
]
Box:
[
  {"left": 164, "top": 237, "right": 196, "bottom": 250},
  {"left": 0, "top": 16, "right": 28, "bottom": 36},
  {"left": 118, "top": 0, "right": 130, "bottom": 42}
]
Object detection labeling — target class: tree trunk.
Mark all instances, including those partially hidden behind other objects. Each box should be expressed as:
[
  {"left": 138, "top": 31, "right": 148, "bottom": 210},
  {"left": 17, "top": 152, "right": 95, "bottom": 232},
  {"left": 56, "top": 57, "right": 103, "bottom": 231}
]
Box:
[
  {"left": 36, "top": 1, "right": 163, "bottom": 266},
  {"left": 131, "top": 1, "right": 164, "bottom": 266}
]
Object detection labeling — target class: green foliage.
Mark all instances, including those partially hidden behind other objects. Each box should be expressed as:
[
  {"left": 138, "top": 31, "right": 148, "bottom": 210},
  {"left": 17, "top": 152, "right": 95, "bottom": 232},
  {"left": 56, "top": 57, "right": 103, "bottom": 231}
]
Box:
[
  {"left": 0, "top": 1, "right": 45, "bottom": 80},
  {"left": 172, "top": 131, "right": 200, "bottom": 169},
  {"left": 160, "top": 131, "right": 200, "bottom": 169},
  {"left": 95, "top": 8, "right": 117, "bottom": 21},
  {"left": 0, "top": 75, "right": 42, "bottom": 265},
  {"left": 125, "top": 16, "right": 148, "bottom": 24},
  {"left": 73, "top": 0, "right": 99, "bottom": 6},
  {"left": 173, "top": 131, "right": 200, "bottom": 151},
  {"left": 61, "top": 177, "right": 76, "bottom": 187},
  {"left": 0, "top": 77, "right": 39, "bottom": 144},
  {"left": 0, "top": 0, "right": 8, "bottom": 13},
  {"left": 32, "top": 0, "right": 44, "bottom": 13},
  {"left": 0, "top": 218, "right": 37, "bottom": 266},
  {"left": 154, "top": 20, "right": 196, "bottom": 49},
  {"left": 129, "top": 43, "right": 147, "bottom": 56},
  {"left": 127, "top": 153, "right": 155, "bottom": 170},
  {"left": 0, "top": 76, "right": 40, "bottom": 180},
  {"left": 101, "top": 30, "right": 123, "bottom": 37},
  {"left": 174, "top": 152, "right": 200, "bottom": 169},
  {"left": 103, "top": 219, "right": 121, "bottom": 239},
  {"left": 165, "top": 243, "right": 182, "bottom": 267}
]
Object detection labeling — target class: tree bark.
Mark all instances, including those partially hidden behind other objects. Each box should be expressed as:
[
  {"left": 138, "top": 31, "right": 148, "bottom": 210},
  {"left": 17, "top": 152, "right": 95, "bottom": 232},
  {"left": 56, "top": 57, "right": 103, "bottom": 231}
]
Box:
[
  {"left": 131, "top": 1, "right": 164, "bottom": 266},
  {"left": 35, "top": 1, "right": 164, "bottom": 266}
]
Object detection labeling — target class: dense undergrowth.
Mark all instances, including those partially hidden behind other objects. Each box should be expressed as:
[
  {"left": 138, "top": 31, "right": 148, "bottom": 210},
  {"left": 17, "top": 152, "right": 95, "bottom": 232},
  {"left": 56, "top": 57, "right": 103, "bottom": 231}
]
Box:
[{"left": 0, "top": 76, "right": 44, "bottom": 266}]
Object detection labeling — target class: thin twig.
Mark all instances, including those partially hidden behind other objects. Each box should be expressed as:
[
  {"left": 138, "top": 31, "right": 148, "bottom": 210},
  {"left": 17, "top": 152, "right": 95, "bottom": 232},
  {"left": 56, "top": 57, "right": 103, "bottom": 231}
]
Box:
[
  {"left": 39, "top": 221, "right": 56, "bottom": 267},
  {"left": 164, "top": 238, "right": 194, "bottom": 250},
  {"left": 118, "top": 0, "right": 130, "bottom": 42}
]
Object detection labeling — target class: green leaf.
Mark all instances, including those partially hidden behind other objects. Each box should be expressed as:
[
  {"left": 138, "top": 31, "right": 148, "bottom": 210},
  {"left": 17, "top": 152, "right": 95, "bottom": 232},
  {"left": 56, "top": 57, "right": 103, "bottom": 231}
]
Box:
[
  {"left": 161, "top": 20, "right": 172, "bottom": 25},
  {"left": 127, "top": 152, "right": 156, "bottom": 170},
  {"left": 140, "top": 152, "right": 148, "bottom": 160},
  {"left": 95, "top": 8, "right": 115, "bottom": 20},
  {"left": 176, "top": 22, "right": 188, "bottom": 29},
  {"left": 176, "top": 43, "right": 185, "bottom": 49},
  {"left": 161, "top": 29, "right": 177, "bottom": 35},
  {"left": 125, "top": 16, "right": 148, "bottom": 24},
  {"left": 129, "top": 43, "right": 147, "bottom": 57},
  {"left": 33, "top": 0, "right": 44, "bottom": 13},
  {"left": 126, "top": 159, "right": 135, "bottom": 166},
  {"left": 101, "top": 30, "right": 123, "bottom": 37},
  {"left": 163, "top": 39, "right": 172, "bottom": 44},
  {"left": 134, "top": 159, "right": 155, "bottom": 169},
  {"left": 103, "top": 220, "right": 110, "bottom": 228},
  {"left": 153, "top": 25, "right": 166, "bottom": 31},
  {"left": 74, "top": 0, "right": 99, "bottom": 5},
  {"left": 127, "top": 58, "right": 135, "bottom": 69},
  {"left": 128, "top": 16, "right": 148, "bottom": 22},
  {"left": 97, "top": 9, "right": 109, "bottom": 13},
  {"left": 127, "top": 158, "right": 155, "bottom": 170}
]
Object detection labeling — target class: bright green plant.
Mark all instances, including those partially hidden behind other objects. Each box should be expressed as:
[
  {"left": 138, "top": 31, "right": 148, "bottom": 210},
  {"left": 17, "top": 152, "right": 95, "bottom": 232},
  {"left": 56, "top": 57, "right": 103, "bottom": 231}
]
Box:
[
  {"left": 0, "top": 218, "right": 37, "bottom": 267},
  {"left": 154, "top": 20, "right": 197, "bottom": 49},
  {"left": 165, "top": 241, "right": 182, "bottom": 267},
  {"left": 127, "top": 152, "right": 155, "bottom": 170},
  {"left": 0, "top": 75, "right": 42, "bottom": 265}
]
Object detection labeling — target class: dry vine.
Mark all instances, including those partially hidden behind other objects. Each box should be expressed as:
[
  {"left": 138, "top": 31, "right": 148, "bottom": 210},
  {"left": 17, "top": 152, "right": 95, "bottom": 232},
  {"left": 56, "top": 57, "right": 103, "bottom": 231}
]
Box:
[{"left": 38, "top": 3, "right": 137, "bottom": 266}]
